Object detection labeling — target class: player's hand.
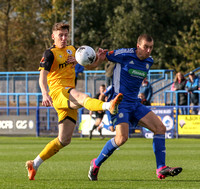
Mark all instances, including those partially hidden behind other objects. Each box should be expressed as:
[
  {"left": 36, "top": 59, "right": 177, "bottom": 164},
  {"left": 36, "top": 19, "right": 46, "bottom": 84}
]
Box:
[
  {"left": 67, "top": 55, "right": 78, "bottom": 68},
  {"left": 97, "top": 48, "right": 108, "bottom": 62},
  {"left": 42, "top": 94, "right": 53, "bottom": 107}
]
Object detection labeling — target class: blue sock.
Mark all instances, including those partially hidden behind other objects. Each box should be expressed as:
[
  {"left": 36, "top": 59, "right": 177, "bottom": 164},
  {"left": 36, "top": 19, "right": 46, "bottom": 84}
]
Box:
[
  {"left": 103, "top": 124, "right": 111, "bottom": 131},
  {"left": 153, "top": 134, "right": 166, "bottom": 169},
  {"left": 95, "top": 138, "right": 118, "bottom": 167}
]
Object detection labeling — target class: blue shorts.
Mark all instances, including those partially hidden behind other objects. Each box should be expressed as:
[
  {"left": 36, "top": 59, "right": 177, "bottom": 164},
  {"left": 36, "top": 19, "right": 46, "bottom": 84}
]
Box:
[{"left": 111, "top": 101, "right": 151, "bottom": 128}]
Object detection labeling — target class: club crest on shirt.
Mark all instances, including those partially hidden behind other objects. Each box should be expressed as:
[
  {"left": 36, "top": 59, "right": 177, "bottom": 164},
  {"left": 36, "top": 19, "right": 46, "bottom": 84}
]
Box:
[
  {"left": 146, "top": 63, "right": 149, "bottom": 69},
  {"left": 118, "top": 113, "right": 124, "bottom": 118},
  {"left": 67, "top": 50, "right": 72, "bottom": 54}
]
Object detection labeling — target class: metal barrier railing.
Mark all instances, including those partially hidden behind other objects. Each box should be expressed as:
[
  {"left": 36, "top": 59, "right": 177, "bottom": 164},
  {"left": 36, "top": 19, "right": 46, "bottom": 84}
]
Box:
[{"left": 164, "top": 90, "right": 200, "bottom": 138}]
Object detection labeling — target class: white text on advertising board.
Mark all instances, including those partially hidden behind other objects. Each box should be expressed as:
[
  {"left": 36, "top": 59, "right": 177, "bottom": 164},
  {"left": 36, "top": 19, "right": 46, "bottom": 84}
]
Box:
[{"left": 0, "top": 121, "right": 13, "bottom": 129}]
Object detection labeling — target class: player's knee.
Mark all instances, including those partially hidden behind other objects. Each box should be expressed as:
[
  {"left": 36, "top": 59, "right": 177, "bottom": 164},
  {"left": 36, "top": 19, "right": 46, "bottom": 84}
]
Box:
[
  {"left": 154, "top": 124, "right": 166, "bottom": 134},
  {"left": 59, "top": 137, "right": 71, "bottom": 146},
  {"left": 70, "top": 89, "right": 89, "bottom": 105},
  {"left": 115, "top": 135, "right": 128, "bottom": 146},
  {"left": 77, "top": 92, "right": 88, "bottom": 102}
]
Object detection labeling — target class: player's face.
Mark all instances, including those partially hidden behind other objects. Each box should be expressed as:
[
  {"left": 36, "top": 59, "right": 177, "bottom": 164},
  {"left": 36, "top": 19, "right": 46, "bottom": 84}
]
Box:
[
  {"left": 52, "top": 29, "right": 68, "bottom": 48},
  {"left": 137, "top": 39, "right": 154, "bottom": 60},
  {"left": 99, "top": 86, "right": 105, "bottom": 93}
]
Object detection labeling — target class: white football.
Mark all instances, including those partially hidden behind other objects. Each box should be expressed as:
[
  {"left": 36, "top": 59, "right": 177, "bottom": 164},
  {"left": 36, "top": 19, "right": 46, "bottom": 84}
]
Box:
[{"left": 75, "top": 45, "right": 96, "bottom": 66}]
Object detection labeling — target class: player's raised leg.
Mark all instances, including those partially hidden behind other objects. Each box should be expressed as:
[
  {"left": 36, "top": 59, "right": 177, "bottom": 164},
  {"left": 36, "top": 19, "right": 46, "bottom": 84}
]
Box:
[{"left": 69, "top": 89, "right": 123, "bottom": 115}]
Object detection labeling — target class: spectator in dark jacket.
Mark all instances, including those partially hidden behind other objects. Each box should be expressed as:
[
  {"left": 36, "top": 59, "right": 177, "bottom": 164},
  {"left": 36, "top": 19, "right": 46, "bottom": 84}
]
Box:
[
  {"left": 138, "top": 92, "right": 151, "bottom": 106},
  {"left": 75, "top": 63, "right": 84, "bottom": 86},
  {"left": 185, "top": 71, "right": 199, "bottom": 114},
  {"left": 171, "top": 72, "right": 187, "bottom": 114},
  {"left": 139, "top": 77, "right": 152, "bottom": 105},
  {"left": 105, "top": 61, "right": 115, "bottom": 87}
]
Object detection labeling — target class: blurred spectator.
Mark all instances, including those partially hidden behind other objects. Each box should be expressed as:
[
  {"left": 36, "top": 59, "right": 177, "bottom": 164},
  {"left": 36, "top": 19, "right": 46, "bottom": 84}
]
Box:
[
  {"left": 139, "top": 77, "right": 152, "bottom": 105},
  {"left": 105, "top": 61, "right": 115, "bottom": 87},
  {"left": 138, "top": 92, "right": 150, "bottom": 106},
  {"left": 171, "top": 72, "right": 187, "bottom": 115},
  {"left": 89, "top": 84, "right": 106, "bottom": 139},
  {"left": 185, "top": 71, "right": 199, "bottom": 114},
  {"left": 75, "top": 63, "right": 84, "bottom": 86}
]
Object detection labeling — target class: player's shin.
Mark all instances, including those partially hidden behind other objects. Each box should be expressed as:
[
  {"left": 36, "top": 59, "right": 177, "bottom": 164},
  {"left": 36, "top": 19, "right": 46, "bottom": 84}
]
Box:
[
  {"left": 36, "top": 137, "right": 64, "bottom": 168},
  {"left": 153, "top": 134, "right": 166, "bottom": 169},
  {"left": 95, "top": 138, "right": 118, "bottom": 166}
]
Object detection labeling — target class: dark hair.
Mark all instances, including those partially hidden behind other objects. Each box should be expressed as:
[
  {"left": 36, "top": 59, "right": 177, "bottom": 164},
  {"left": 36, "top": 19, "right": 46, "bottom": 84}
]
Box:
[
  {"left": 137, "top": 34, "right": 153, "bottom": 45},
  {"left": 174, "top": 72, "right": 185, "bottom": 82},
  {"left": 189, "top": 71, "right": 195, "bottom": 75},
  {"left": 52, "top": 22, "right": 69, "bottom": 32},
  {"left": 100, "top": 84, "right": 105, "bottom": 88}
]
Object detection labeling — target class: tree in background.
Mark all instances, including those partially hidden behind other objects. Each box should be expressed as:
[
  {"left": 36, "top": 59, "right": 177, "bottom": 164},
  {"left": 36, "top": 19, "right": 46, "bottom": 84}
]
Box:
[
  {"left": 167, "top": 18, "right": 200, "bottom": 72},
  {"left": 0, "top": 0, "right": 199, "bottom": 72},
  {"left": 101, "top": 0, "right": 200, "bottom": 71},
  {"left": 0, "top": 0, "right": 71, "bottom": 71},
  {"left": 0, "top": 0, "right": 12, "bottom": 71}
]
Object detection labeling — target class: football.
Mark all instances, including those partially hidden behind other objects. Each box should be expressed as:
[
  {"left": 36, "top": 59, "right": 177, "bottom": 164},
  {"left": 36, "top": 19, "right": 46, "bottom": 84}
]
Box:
[{"left": 75, "top": 45, "right": 96, "bottom": 66}]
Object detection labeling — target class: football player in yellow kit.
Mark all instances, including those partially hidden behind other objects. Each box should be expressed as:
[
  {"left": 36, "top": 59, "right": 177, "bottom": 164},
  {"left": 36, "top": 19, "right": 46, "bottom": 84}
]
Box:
[{"left": 25, "top": 22, "right": 123, "bottom": 180}]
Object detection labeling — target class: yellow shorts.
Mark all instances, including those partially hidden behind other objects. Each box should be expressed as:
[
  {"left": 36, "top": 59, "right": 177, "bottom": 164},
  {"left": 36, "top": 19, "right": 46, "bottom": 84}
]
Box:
[{"left": 51, "top": 87, "right": 77, "bottom": 123}]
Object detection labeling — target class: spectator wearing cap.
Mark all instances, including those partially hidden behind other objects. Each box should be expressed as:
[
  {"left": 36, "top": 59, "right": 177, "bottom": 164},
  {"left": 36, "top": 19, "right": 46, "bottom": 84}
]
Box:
[{"left": 185, "top": 71, "right": 199, "bottom": 114}]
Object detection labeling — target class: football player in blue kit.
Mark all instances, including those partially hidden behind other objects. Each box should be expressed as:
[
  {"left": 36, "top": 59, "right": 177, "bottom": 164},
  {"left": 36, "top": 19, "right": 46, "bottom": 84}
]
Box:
[{"left": 88, "top": 34, "right": 182, "bottom": 181}]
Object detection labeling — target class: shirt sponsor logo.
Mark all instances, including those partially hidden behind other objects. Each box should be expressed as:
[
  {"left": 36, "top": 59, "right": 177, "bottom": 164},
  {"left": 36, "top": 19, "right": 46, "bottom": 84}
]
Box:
[
  {"left": 115, "top": 48, "right": 134, "bottom": 56},
  {"left": 59, "top": 61, "right": 73, "bottom": 69},
  {"left": 128, "top": 69, "right": 147, "bottom": 78}
]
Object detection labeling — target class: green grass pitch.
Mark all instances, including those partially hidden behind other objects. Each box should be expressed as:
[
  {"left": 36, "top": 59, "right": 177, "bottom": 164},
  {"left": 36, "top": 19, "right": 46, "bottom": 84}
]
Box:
[{"left": 0, "top": 137, "right": 200, "bottom": 189}]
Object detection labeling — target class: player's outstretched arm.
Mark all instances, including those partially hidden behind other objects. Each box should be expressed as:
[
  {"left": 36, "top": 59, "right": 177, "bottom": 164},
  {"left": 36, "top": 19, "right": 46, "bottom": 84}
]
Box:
[{"left": 85, "top": 48, "right": 108, "bottom": 70}]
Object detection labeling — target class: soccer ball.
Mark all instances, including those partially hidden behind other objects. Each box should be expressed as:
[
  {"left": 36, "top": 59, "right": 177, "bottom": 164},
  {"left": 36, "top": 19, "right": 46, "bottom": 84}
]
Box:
[{"left": 75, "top": 45, "right": 96, "bottom": 66}]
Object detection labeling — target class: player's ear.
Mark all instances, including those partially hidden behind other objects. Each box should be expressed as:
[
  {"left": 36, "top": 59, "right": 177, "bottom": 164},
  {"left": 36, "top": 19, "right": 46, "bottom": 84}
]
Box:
[{"left": 52, "top": 33, "right": 55, "bottom": 40}]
